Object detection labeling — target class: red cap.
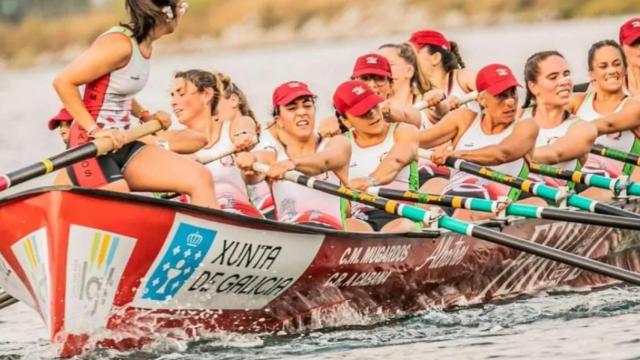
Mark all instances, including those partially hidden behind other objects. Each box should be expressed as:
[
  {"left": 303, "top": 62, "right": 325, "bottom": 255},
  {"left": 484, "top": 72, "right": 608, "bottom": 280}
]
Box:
[
  {"left": 619, "top": 17, "right": 640, "bottom": 46},
  {"left": 352, "top": 53, "right": 392, "bottom": 78},
  {"left": 48, "top": 108, "right": 73, "bottom": 130},
  {"left": 476, "top": 64, "right": 521, "bottom": 95},
  {"left": 408, "top": 30, "right": 451, "bottom": 51},
  {"left": 272, "top": 81, "right": 315, "bottom": 107},
  {"left": 333, "top": 80, "right": 384, "bottom": 117}
]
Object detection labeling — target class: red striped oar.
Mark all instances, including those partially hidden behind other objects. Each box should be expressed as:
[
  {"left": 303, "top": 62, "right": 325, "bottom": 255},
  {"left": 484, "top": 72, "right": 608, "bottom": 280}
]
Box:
[
  {"left": 251, "top": 161, "right": 640, "bottom": 286},
  {"left": 0, "top": 120, "right": 163, "bottom": 193}
]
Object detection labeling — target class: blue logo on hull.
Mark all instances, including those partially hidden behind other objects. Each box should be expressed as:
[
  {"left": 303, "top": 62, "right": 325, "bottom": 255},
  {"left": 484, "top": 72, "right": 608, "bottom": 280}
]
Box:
[{"left": 142, "top": 223, "right": 217, "bottom": 301}]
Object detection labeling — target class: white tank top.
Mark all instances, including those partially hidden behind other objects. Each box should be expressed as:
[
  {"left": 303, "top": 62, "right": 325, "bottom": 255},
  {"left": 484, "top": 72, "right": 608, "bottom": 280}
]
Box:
[
  {"left": 576, "top": 93, "right": 637, "bottom": 177},
  {"left": 443, "top": 112, "right": 527, "bottom": 200},
  {"left": 348, "top": 123, "right": 418, "bottom": 214},
  {"left": 269, "top": 137, "right": 344, "bottom": 226},
  {"left": 83, "top": 26, "right": 150, "bottom": 130},
  {"left": 448, "top": 70, "right": 480, "bottom": 113},
  {"left": 197, "top": 121, "right": 253, "bottom": 211}
]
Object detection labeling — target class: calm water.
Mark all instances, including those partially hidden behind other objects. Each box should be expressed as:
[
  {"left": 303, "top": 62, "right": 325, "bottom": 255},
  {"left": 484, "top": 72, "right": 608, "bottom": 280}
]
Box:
[{"left": 1, "top": 15, "right": 640, "bottom": 359}]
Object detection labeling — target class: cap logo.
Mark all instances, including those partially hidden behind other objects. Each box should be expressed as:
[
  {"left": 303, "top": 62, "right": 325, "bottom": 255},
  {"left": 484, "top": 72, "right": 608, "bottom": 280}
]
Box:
[
  {"left": 496, "top": 68, "right": 509, "bottom": 76},
  {"left": 633, "top": 21, "right": 640, "bottom": 28},
  {"left": 288, "top": 82, "right": 301, "bottom": 88},
  {"left": 366, "top": 56, "right": 378, "bottom": 64},
  {"left": 352, "top": 86, "right": 366, "bottom": 95}
]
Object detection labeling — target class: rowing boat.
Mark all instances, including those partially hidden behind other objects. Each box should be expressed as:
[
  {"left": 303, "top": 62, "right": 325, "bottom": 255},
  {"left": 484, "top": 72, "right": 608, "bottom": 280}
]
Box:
[{"left": 0, "top": 186, "right": 639, "bottom": 356}]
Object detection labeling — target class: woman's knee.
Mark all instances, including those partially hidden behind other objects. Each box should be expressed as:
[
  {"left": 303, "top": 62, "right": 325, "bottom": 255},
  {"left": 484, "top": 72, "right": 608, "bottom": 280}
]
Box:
[{"left": 186, "top": 164, "right": 215, "bottom": 191}]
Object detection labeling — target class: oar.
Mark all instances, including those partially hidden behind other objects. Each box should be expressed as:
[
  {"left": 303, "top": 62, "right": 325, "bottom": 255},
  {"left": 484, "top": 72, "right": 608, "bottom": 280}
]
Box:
[
  {"left": 591, "top": 144, "right": 640, "bottom": 167},
  {"left": 528, "top": 163, "right": 639, "bottom": 195},
  {"left": 251, "top": 162, "right": 640, "bottom": 286},
  {"left": 418, "top": 149, "right": 640, "bottom": 219},
  {"left": 368, "top": 187, "right": 640, "bottom": 231},
  {"left": 0, "top": 292, "right": 18, "bottom": 310},
  {"left": 0, "top": 120, "right": 163, "bottom": 193},
  {"left": 414, "top": 90, "right": 478, "bottom": 111}
]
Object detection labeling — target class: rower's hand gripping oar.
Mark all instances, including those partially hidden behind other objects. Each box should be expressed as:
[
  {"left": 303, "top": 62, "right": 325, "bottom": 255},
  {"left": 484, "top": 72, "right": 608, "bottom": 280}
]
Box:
[
  {"left": 419, "top": 149, "right": 640, "bottom": 219},
  {"left": 590, "top": 144, "right": 640, "bottom": 196},
  {"left": 369, "top": 187, "right": 640, "bottom": 231},
  {"left": 413, "top": 90, "right": 478, "bottom": 111},
  {"left": 251, "top": 161, "right": 640, "bottom": 286},
  {"left": 0, "top": 120, "right": 164, "bottom": 193}
]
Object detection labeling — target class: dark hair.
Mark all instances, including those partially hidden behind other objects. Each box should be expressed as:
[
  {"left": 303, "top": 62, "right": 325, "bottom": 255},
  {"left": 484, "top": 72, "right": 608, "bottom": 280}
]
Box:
[
  {"left": 213, "top": 72, "right": 256, "bottom": 121},
  {"left": 174, "top": 69, "right": 222, "bottom": 116},
  {"left": 334, "top": 111, "right": 351, "bottom": 134},
  {"left": 523, "top": 50, "right": 565, "bottom": 109},
  {"left": 124, "top": 0, "right": 177, "bottom": 43},
  {"left": 379, "top": 43, "right": 433, "bottom": 95},
  {"left": 271, "top": 96, "right": 317, "bottom": 117},
  {"left": 587, "top": 40, "right": 627, "bottom": 71},
  {"left": 425, "top": 41, "right": 466, "bottom": 72}
]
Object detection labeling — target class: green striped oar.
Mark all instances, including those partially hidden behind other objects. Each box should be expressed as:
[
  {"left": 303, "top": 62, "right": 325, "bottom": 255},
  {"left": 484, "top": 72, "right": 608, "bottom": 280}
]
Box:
[
  {"left": 591, "top": 144, "right": 640, "bottom": 167},
  {"left": 0, "top": 120, "right": 163, "bottom": 193},
  {"left": 251, "top": 162, "right": 640, "bottom": 286},
  {"left": 417, "top": 149, "right": 640, "bottom": 219},
  {"left": 368, "top": 187, "right": 640, "bottom": 231},
  {"left": 528, "top": 163, "right": 638, "bottom": 195}
]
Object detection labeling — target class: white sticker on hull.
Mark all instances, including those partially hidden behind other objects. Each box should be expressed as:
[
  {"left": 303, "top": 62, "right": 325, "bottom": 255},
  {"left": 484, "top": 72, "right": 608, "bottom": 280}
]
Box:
[
  {"left": 64, "top": 225, "right": 137, "bottom": 334},
  {"left": 133, "top": 213, "right": 324, "bottom": 310},
  {"left": 0, "top": 252, "right": 35, "bottom": 308},
  {"left": 11, "top": 228, "right": 51, "bottom": 329}
]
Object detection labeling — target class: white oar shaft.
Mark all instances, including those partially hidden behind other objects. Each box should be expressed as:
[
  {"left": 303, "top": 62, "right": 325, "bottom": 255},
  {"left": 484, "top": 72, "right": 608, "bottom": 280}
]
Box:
[{"left": 414, "top": 90, "right": 478, "bottom": 111}]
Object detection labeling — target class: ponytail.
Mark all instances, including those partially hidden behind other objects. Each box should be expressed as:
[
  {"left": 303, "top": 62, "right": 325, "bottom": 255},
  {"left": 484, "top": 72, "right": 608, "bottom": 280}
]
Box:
[{"left": 123, "top": 0, "right": 176, "bottom": 43}]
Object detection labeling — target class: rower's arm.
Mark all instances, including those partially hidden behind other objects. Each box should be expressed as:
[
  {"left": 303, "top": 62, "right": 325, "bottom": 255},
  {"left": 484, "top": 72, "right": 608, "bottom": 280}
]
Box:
[
  {"left": 453, "top": 119, "right": 539, "bottom": 166},
  {"left": 370, "top": 123, "right": 418, "bottom": 185},
  {"left": 592, "top": 97, "right": 640, "bottom": 135},
  {"left": 386, "top": 105, "right": 422, "bottom": 127},
  {"left": 236, "top": 149, "right": 277, "bottom": 185},
  {"left": 532, "top": 121, "right": 597, "bottom": 164},
  {"left": 141, "top": 129, "right": 208, "bottom": 154},
  {"left": 292, "top": 135, "right": 351, "bottom": 176},
  {"left": 230, "top": 115, "right": 259, "bottom": 151},
  {"left": 418, "top": 109, "right": 465, "bottom": 149}
]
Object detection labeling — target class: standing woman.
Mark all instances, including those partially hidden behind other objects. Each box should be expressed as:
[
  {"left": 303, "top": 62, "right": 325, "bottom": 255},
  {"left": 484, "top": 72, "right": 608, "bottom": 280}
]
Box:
[
  {"left": 53, "top": 0, "right": 219, "bottom": 208},
  {"left": 620, "top": 17, "right": 640, "bottom": 96},
  {"left": 521, "top": 51, "right": 597, "bottom": 189},
  {"left": 570, "top": 41, "right": 637, "bottom": 190},
  {"left": 408, "top": 30, "right": 477, "bottom": 109},
  {"left": 169, "top": 70, "right": 261, "bottom": 216}
]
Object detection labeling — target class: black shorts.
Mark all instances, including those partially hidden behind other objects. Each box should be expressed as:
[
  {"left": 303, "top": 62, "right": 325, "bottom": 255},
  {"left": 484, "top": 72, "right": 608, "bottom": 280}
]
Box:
[
  {"left": 355, "top": 209, "right": 402, "bottom": 232},
  {"left": 418, "top": 167, "right": 449, "bottom": 187},
  {"left": 67, "top": 141, "right": 146, "bottom": 186}
]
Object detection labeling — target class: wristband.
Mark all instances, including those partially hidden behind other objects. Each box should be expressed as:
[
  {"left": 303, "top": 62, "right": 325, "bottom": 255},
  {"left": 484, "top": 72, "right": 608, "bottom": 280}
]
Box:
[
  {"left": 87, "top": 124, "right": 100, "bottom": 137},
  {"left": 368, "top": 176, "right": 380, "bottom": 187}
]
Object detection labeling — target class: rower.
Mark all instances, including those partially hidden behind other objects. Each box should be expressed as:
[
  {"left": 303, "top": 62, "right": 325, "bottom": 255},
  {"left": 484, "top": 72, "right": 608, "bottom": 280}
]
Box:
[
  {"left": 52, "top": 0, "right": 219, "bottom": 208},
  {"left": 408, "top": 29, "right": 477, "bottom": 111},
  {"left": 569, "top": 41, "right": 637, "bottom": 200},
  {"left": 620, "top": 17, "right": 640, "bottom": 96},
  {"left": 521, "top": 51, "right": 597, "bottom": 190},
  {"left": 48, "top": 108, "right": 73, "bottom": 186},
  {"left": 419, "top": 64, "right": 542, "bottom": 220},
  {"left": 236, "top": 81, "right": 351, "bottom": 229},
  {"left": 166, "top": 69, "right": 261, "bottom": 216},
  {"left": 333, "top": 80, "right": 419, "bottom": 232}
]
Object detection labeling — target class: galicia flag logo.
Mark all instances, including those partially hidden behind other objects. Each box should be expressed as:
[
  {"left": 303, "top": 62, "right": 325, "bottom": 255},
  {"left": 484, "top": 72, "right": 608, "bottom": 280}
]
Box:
[{"left": 142, "top": 223, "right": 217, "bottom": 301}]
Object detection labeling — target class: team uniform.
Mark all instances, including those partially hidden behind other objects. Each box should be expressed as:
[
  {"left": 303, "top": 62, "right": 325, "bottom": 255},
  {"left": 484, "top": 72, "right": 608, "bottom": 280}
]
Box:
[
  {"left": 197, "top": 121, "right": 262, "bottom": 218},
  {"left": 442, "top": 112, "right": 527, "bottom": 200},
  {"left": 266, "top": 137, "right": 346, "bottom": 230},
  {"left": 67, "top": 26, "right": 149, "bottom": 187},
  {"left": 575, "top": 93, "right": 637, "bottom": 178},
  {"left": 414, "top": 95, "right": 451, "bottom": 184},
  {"left": 347, "top": 123, "right": 419, "bottom": 231}
]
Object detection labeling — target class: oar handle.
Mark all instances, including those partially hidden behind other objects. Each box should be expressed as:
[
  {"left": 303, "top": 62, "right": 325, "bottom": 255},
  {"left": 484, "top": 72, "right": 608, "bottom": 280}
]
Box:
[
  {"left": 414, "top": 90, "right": 478, "bottom": 111},
  {"left": 0, "top": 120, "right": 163, "bottom": 192}
]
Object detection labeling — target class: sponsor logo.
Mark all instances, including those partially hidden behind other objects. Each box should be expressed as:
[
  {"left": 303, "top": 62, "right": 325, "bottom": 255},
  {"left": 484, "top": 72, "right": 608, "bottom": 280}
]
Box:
[
  {"left": 287, "top": 82, "right": 301, "bottom": 88},
  {"left": 496, "top": 68, "right": 509, "bottom": 76},
  {"left": 134, "top": 213, "right": 324, "bottom": 310},
  {"left": 339, "top": 245, "right": 411, "bottom": 265},
  {"left": 462, "top": 142, "right": 475, "bottom": 148},
  {"left": 65, "top": 225, "right": 137, "bottom": 333},
  {"left": 352, "top": 86, "right": 366, "bottom": 96},
  {"left": 129, "top": 75, "right": 141, "bottom": 81},
  {"left": 11, "top": 228, "right": 50, "bottom": 328},
  {"left": 365, "top": 56, "right": 379, "bottom": 64},
  {"left": 417, "top": 237, "right": 469, "bottom": 270},
  {"left": 632, "top": 21, "right": 640, "bottom": 28},
  {"left": 141, "top": 223, "right": 217, "bottom": 301},
  {"left": 0, "top": 252, "right": 35, "bottom": 308}
]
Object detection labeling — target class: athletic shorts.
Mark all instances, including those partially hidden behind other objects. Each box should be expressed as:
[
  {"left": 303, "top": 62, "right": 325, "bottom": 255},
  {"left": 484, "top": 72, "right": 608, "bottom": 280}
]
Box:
[
  {"left": 354, "top": 209, "right": 402, "bottom": 232},
  {"left": 67, "top": 141, "right": 146, "bottom": 186}
]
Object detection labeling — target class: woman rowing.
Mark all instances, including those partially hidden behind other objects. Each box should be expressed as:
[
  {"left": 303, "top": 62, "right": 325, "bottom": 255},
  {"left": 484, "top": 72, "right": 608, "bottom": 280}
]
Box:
[
  {"left": 620, "top": 17, "right": 640, "bottom": 96},
  {"left": 408, "top": 29, "right": 477, "bottom": 110},
  {"left": 167, "top": 70, "right": 261, "bottom": 216},
  {"left": 568, "top": 41, "right": 638, "bottom": 199},
  {"left": 334, "top": 80, "right": 419, "bottom": 232},
  {"left": 52, "top": 0, "right": 219, "bottom": 208},
  {"left": 236, "top": 81, "right": 351, "bottom": 229},
  {"left": 419, "top": 64, "right": 542, "bottom": 220},
  {"left": 520, "top": 51, "right": 597, "bottom": 190}
]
